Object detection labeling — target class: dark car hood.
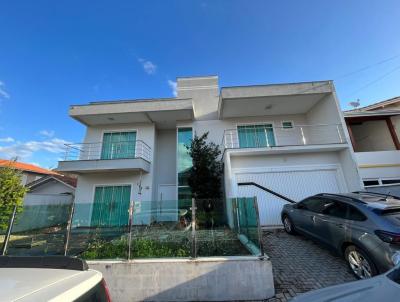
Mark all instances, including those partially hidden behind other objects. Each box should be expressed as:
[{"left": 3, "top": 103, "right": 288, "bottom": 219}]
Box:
[{"left": 290, "top": 275, "right": 399, "bottom": 302}]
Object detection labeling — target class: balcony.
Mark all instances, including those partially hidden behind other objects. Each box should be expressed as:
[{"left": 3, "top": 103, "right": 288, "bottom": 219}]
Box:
[
  {"left": 222, "top": 124, "right": 347, "bottom": 153},
  {"left": 57, "top": 140, "right": 151, "bottom": 173}
]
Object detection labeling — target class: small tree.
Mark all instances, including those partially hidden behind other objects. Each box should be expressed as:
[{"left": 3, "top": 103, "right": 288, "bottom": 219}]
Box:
[
  {"left": 0, "top": 162, "right": 28, "bottom": 230},
  {"left": 187, "top": 132, "right": 223, "bottom": 227}
]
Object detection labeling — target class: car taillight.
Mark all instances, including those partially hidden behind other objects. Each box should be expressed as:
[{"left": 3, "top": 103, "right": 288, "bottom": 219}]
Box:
[
  {"left": 101, "top": 278, "right": 112, "bottom": 302},
  {"left": 375, "top": 230, "right": 400, "bottom": 244}
]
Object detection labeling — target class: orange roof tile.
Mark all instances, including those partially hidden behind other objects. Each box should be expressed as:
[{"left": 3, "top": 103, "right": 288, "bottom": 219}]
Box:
[{"left": 0, "top": 159, "right": 59, "bottom": 175}]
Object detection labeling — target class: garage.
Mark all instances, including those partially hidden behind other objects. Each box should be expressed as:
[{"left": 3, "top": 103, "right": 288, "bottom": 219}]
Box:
[{"left": 235, "top": 165, "right": 345, "bottom": 226}]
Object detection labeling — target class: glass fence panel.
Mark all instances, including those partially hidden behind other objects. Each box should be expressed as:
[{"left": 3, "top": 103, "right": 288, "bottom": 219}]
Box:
[
  {"left": 235, "top": 197, "right": 263, "bottom": 255},
  {"left": 195, "top": 198, "right": 251, "bottom": 256},
  {"left": 67, "top": 202, "right": 129, "bottom": 260},
  {"left": 129, "top": 199, "right": 192, "bottom": 258},
  {"left": 6, "top": 200, "right": 72, "bottom": 256}
]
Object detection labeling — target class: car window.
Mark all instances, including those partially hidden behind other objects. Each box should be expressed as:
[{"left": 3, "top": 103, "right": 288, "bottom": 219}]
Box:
[
  {"left": 299, "top": 198, "right": 334, "bottom": 213},
  {"left": 323, "top": 201, "right": 348, "bottom": 219},
  {"left": 347, "top": 205, "right": 367, "bottom": 221}
]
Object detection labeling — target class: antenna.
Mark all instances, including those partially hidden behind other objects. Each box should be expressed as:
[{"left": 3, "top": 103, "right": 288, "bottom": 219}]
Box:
[{"left": 349, "top": 99, "right": 361, "bottom": 109}]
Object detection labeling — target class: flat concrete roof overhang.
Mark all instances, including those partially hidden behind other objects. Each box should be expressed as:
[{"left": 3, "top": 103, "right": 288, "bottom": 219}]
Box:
[
  {"left": 69, "top": 98, "right": 194, "bottom": 127},
  {"left": 344, "top": 110, "right": 400, "bottom": 121},
  {"left": 226, "top": 143, "right": 349, "bottom": 158},
  {"left": 57, "top": 158, "right": 150, "bottom": 174},
  {"left": 218, "top": 81, "right": 333, "bottom": 119}
]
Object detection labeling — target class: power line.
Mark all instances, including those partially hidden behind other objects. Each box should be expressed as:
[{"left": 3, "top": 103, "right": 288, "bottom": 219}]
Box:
[
  {"left": 346, "top": 64, "right": 400, "bottom": 97},
  {"left": 335, "top": 54, "right": 400, "bottom": 80}
]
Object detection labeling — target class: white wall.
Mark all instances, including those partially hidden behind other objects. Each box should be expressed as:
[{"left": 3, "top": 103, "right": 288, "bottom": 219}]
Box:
[
  {"left": 355, "top": 150, "right": 400, "bottom": 179},
  {"left": 153, "top": 129, "right": 177, "bottom": 199},
  {"left": 351, "top": 120, "right": 396, "bottom": 152},
  {"left": 74, "top": 172, "right": 153, "bottom": 226}
]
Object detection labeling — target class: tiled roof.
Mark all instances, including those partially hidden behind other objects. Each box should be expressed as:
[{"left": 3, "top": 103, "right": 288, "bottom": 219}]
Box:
[{"left": 0, "top": 159, "right": 59, "bottom": 175}]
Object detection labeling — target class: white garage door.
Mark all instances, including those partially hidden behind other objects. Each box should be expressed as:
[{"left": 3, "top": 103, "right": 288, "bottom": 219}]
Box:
[{"left": 236, "top": 167, "right": 342, "bottom": 226}]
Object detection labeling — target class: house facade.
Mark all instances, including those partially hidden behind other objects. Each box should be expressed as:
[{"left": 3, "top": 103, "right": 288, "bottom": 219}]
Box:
[
  {"left": 344, "top": 97, "right": 400, "bottom": 195},
  {"left": 57, "top": 76, "right": 362, "bottom": 227}
]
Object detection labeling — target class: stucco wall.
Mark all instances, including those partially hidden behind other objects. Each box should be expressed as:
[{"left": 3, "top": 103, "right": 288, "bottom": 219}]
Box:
[
  {"left": 153, "top": 129, "right": 177, "bottom": 199},
  {"left": 74, "top": 172, "right": 152, "bottom": 225},
  {"left": 351, "top": 120, "right": 396, "bottom": 152},
  {"left": 89, "top": 257, "right": 274, "bottom": 301}
]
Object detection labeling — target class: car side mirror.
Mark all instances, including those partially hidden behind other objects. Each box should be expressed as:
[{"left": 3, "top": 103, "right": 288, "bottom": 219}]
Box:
[{"left": 295, "top": 203, "right": 304, "bottom": 209}]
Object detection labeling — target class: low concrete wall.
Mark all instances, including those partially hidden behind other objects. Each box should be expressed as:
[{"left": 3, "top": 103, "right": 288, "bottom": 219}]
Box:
[{"left": 88, "top": 256, "right": 274, "bottom": 301}]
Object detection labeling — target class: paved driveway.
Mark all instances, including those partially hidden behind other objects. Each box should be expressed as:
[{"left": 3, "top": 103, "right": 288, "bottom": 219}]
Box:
[{"left": 263, "top": 229, "right": 356, "bottom": 302}]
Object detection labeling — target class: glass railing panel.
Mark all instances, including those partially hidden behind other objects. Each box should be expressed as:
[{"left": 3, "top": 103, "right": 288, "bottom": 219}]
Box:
[
  {"left": 66, "top": 202, "right": 129, "bottom": 260},
  {"left": 235, "top": 197, "right": 263, "bottom": 255},
  {"left": 129, "top": 200, "right": 192, "bottom": 258},
  {"left": 195, "top": 198, "right": 251, "bottom": 257},
  {"left": 6, "top": 200, "right": 72, "bottom": 256}
]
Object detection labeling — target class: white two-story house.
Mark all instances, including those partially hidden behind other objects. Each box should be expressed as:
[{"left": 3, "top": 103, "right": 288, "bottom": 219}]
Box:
[
  {"left": 344, "top": 97, "right": 400, "bottom": 196},
  {"left": 57, "top": 76, "right": 362, "bottom": 227}
]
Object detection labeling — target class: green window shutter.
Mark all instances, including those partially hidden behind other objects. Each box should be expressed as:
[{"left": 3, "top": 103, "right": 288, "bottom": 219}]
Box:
[{"left": 90, "top": 185, "right": 131, "bottom": 227}]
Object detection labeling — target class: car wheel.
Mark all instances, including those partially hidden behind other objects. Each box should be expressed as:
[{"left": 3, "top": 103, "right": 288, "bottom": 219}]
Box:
[
  {"left": 345, "top": 245, "right": 378, "bottom": 279},
  {"left": 282, "top": 215, "right": 296, "bottom": 235}
]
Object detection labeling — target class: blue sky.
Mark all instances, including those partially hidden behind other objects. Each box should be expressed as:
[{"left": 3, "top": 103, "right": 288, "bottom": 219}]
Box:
[{"left": 0, "top": 0, "right": 399, "bottom": 168}]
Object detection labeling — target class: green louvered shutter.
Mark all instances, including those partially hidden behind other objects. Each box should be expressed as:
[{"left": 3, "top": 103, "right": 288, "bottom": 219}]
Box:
[
  {"left": 90, "top": 185, "right": 131, "bottom": 227},
  {"left": 101, "top": 131, "right": 136, "bottom": 159}
]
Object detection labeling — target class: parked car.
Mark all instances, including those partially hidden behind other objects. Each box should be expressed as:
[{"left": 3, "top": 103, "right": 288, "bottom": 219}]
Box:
[
  {"left": 281, "top": 191, "right": 400, "bottom": 279},
  {"left": 0, "top": 256, "right": 111, "bottom": 302},
  {"left": 290, "top": 261, "right": 400, "bottom": 301}
]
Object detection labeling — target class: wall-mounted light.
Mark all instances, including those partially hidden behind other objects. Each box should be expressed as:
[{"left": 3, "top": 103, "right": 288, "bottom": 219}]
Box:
[
  {"left": 108, "top": 117, "right": 115, "bottom": 121},
  {"left": 265, "top": 104, "right": 273, "bottom": 110}
]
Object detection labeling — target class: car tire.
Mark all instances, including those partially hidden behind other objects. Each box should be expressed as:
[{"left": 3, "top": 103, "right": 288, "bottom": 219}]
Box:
[
  {"left": 282, "top": 215, "right": 296, "bottom": 235},
  {"left": 344, "top": 245, "right": 378, "bottom": 279}
]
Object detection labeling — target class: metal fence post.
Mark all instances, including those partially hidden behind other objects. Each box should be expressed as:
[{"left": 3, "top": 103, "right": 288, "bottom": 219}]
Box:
[
  {"left": 191, "top": 198, "right": 197, "bottom": 259},
  {"left": 64, "top": 196, "right": 75, "bottom": 256},
  {"left": 1, "top": 204, "right": 18, "bottom": 256},
  {"left": 128, "top": 200, "right": 134, "bottom": 260}
]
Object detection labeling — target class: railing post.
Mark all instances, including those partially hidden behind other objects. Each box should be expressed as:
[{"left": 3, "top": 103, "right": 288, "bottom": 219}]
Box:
[
  {"left": 191, "top": 198, "right": 197, "bottom": 259},
  {"left": 300, "top": 127, "right": 306, "bottom": 145},
  {"left": 336, "top": 125, "right": 343, "bottom": 143},
  {"left": 1, "top": 204, "right": 18, "bottom": 256},
  {"left": 64, "top": 196, "right": 75, "bottom": 256},
  {"left": 128, "top": 200, "right": 134, "bottom": 260}
]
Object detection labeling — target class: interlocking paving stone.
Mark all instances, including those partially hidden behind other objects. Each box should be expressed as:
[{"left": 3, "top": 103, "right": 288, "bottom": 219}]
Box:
[{"left": 263, "top": 229, "right": 356, "bottom": 302}]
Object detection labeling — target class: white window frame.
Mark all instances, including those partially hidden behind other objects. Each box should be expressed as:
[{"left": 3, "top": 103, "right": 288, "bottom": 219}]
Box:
[
  {"left": 235, "top": 121, "right": 278, "bottom": 147},
  {"left": 281, "top": 120, "right": 294, "bottom": 130}
]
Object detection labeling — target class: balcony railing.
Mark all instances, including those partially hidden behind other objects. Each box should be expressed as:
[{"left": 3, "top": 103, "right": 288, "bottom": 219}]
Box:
[
  {"left": 63, "top": 140, "right": 151, "bottom": 162},
  {"left": 222, "top": 124, "right": 346, "bottom": 149}
]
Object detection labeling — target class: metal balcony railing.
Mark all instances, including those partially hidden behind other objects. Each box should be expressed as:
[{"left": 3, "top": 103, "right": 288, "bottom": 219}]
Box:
[
  {"left": 222, "top": 124, "right": 346, "bottom": 149},
  {"left": 63, "top": 140, "right": 151, "bottom": 162}
]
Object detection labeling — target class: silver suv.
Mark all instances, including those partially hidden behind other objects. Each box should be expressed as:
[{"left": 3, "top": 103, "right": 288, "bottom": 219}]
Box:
[{"left": 281, "top": 191, "right": 400, "bottom": 279}]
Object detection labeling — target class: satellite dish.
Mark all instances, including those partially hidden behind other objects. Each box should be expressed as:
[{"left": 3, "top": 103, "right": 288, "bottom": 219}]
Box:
[{"left": 349, "top": 99, "right": 361, "bottom": 109}]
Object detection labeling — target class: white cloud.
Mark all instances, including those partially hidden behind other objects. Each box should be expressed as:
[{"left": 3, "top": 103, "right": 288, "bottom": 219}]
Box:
[
  {"left": 138, "top": 58, "right": 157, "bottom": 75},
  {"left": 0, "top": 81, "right": 10, "bottom": 99},
  {"left": 168, "top": 80, "right": 177, "bottom": 97},
  {"left": 0, "top": 137, "right": 71, "bottom": 159},
  {"left": 39, "top": 130, "right": 55, "bottom": 138},
  {"left": 0, "top": 137, "right": 14, "bottom": 143}
]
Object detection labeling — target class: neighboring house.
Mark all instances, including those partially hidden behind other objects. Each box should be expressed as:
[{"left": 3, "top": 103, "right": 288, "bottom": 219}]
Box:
[
  {"left": 27, "top": 174, "right": 77, "bottom": 195},
  {"left": 0, "top": 159, "right": 58, "bottom": 186},
  {"left": 344, "top": 97, "right": 400, "bottom": 195},
  {"left": 57, "top": 76, "right": 362, "bottom": 227}
]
